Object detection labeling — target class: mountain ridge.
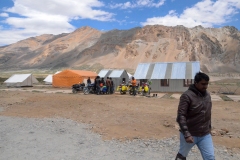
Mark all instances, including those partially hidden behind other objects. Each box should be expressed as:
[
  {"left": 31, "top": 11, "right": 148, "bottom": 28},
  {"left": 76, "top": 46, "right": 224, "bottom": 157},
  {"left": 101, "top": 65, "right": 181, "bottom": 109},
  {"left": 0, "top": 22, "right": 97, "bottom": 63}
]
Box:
[{"left": 0, "top": 25, "right": 239, "bottom": 73}]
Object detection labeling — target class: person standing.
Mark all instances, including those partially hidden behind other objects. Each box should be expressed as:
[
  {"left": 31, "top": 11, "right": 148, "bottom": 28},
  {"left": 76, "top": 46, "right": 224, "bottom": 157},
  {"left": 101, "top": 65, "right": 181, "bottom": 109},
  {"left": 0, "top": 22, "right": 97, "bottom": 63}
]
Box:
[
  {"left": 87, "top": 77, "right": 91, "bottom": 86},
  {"left": 131, "top": 77, "right": 137, "bottom": 96},
  {"left": 94, "top": 76, "right": 101, "bottom": 95},
  {"left": 100, "top": 78, "right": 105, "bottom": 86},
  {"left": 106, "top": 77, "right": 111, "bottom": 94},
  {"left": 175, "top": 72, "right": 214, "bottom": 160},
  {"left": 109, "top": 77, "right": 114, "bottom": 94}
]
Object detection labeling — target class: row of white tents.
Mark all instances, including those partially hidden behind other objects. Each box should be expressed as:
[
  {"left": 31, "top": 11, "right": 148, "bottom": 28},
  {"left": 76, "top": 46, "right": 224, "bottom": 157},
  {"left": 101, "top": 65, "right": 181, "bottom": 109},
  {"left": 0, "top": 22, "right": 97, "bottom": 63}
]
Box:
[
  {"left": 3, "top": 61, "right": 200, "bottom": 92},
  {"left": 3, "top": 71, "right": 61, "bottom": 87},
  {"left": 3, "top": 70, "right": 132, "bottom": 87}
]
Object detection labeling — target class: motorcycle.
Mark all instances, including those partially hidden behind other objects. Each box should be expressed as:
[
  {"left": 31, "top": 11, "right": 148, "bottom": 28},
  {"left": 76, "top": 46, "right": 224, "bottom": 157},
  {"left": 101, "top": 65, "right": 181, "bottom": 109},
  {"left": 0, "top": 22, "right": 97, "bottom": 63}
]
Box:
[
  {"left": 117, "top": 83, "right": 128, "bottom": 94},
  {"left": 128, "top": 84, "right": 135, "bottom": 95},
  {"left": 140, "top": 83, "right": 150, "bottom": 96},
  {"left": 83, "top": 84, "right": 96, "bottom": 95},
  {"left": 72, "top": 83, "right": 85, "bottom": 94}
]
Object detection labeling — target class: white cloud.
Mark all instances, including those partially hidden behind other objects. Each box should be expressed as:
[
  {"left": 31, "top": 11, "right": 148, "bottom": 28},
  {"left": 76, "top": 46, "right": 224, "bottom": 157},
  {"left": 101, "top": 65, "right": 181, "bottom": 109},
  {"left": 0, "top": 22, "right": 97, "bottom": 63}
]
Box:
[
  {"left": 110, "top": 0, "right": 165, "bottom": 9},
  {"left": 0, "top": 13, "right": 9, "bottom": 17},
  {"left": 6, "top": 0, "right": 113, "bottom": 21},
  {"left": 0, "top": 0, "right": 114, "bottom": 46},
  {"left": 141, "top": 0, "right": 240, "bottom": 28}
]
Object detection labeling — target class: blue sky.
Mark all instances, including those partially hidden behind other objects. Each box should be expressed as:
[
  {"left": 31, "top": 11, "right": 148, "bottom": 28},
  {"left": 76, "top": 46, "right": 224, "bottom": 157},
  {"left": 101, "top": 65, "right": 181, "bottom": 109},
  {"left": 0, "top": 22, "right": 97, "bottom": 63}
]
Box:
[{"left": 0, "top": 0, "right": 240, "bottom": 46}]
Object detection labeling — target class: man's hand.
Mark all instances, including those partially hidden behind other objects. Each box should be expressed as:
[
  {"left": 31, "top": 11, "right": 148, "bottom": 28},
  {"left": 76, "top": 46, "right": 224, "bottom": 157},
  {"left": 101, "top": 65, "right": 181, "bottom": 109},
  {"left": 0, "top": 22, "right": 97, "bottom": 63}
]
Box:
[{"left": 185, "top": 136, "right": 194, "bottom": 143}]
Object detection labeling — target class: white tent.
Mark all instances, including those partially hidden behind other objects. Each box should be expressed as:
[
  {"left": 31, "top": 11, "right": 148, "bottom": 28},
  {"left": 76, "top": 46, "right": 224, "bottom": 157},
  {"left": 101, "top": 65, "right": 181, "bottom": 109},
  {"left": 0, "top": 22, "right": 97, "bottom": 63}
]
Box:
[
  {"left": 43, "top": 75, "right": 53, "bottom": 84},
  {"left": 43, "top": 71, "right": 61, "bottom": 85},
  {"left": 127, "top": 72, "right": 133, "bottom": 79},
  {"left": 4, "top": 74, "right": 39, "bottom": 87}
]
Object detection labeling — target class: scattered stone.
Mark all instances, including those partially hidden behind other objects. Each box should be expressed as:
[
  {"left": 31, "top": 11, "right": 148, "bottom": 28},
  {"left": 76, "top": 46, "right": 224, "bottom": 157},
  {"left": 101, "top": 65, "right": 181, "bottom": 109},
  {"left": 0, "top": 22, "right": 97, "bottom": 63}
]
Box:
[
  {"left": 174, "top": 124, "right": 180, "bottom": 130},
  {"left": 211, "top": 130, "right": 218, "bottom": 136},
  {"left": 221, "top": 128, "right": 229, "bottom": 133},
  {"left": 163, "top": 121, "right": 170, "bottom": 127}
]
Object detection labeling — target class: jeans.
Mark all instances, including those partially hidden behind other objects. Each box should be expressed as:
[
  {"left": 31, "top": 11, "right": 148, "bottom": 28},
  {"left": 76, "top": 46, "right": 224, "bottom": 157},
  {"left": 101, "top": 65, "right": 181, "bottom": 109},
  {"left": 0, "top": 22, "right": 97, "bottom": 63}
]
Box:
[{"left": 178, "top": 132, "right": 215, "bottom": 160}]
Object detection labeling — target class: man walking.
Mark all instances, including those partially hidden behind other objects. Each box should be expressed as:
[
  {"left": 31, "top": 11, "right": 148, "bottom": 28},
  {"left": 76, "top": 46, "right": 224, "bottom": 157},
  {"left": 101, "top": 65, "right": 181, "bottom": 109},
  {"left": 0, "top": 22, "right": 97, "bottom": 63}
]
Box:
[{"left": 175, "top": 72, "right": 214, "bottom": 160}]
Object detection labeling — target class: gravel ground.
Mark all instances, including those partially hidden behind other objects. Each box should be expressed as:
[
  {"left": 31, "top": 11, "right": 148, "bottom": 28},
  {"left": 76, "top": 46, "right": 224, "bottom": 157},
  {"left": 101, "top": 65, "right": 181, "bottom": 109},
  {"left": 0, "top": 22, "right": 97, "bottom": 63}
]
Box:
[{"left": 1, "top": 116, "right": 240, "bottom": 160}]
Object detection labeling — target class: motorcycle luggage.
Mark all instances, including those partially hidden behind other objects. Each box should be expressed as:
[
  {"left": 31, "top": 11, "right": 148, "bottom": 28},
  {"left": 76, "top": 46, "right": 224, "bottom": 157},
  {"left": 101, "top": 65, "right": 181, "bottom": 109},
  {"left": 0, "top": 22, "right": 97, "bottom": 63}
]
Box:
[
  {"left": 144, "top": 86, "right": 149, "bottom": 92},
  {"left": 122, "top": 85, "right": 127, "bottom": 91}
]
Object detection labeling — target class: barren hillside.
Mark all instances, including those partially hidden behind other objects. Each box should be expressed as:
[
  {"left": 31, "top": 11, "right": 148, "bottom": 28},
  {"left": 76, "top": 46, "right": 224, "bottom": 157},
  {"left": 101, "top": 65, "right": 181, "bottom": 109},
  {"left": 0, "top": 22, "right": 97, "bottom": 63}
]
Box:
[{"left": 0, "top": 25, "right": 239, "bottom": 73}]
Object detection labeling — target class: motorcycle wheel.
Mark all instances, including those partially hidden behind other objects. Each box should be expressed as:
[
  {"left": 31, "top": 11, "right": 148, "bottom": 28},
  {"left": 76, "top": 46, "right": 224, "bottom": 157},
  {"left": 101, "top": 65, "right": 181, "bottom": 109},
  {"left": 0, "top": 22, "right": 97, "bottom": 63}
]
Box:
[
  {"left": 72, "top": 88, "right": 77, "bottom": 94},
  {"left": 142, "top": 91, "right": 146, "bottom": 96},
  {"left": 83, "top": 89, "right": 90, "bottom": 95}
]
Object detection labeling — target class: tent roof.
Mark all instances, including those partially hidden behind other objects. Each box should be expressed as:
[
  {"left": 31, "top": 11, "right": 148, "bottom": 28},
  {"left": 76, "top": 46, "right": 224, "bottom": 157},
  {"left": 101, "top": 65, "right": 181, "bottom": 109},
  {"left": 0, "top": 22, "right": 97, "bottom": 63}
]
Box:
[
  {"left": 127, "top": 72, "right": 133, "bottom": 78},
  {"left": 134, "top": 61, "right": 200, "bottom": 79},
  {"left": 98, "top": 69, "right": 112, "bottom": 78},
  {"left": 55, "top": 71, "right": 61, "bottom": 74},
  {"left": 43, "top": 75, "right": 53, "bottom": 82},
  {"left": 54, "top": 69, "right": 97, "bottom": 77},
  {"left": 4, "top": 74, "right": 32, "bottom": 83},
  {"left": 108, "top": 69, "right": 125, "bottom": 78}
]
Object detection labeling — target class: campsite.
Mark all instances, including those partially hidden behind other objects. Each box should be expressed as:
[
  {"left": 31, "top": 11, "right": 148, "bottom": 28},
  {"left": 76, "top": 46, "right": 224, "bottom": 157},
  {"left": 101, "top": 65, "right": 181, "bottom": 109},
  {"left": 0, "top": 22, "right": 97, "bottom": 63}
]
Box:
[{"left": 0, "top": 66, "right": 240, "bottom": 159}]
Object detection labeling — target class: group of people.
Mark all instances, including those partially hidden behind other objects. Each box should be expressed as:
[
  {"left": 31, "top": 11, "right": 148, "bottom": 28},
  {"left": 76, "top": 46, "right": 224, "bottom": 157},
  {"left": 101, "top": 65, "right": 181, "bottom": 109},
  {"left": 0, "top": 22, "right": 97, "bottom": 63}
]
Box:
[{"left": 89, "top": 76, "right": 114, "bottom": 95}]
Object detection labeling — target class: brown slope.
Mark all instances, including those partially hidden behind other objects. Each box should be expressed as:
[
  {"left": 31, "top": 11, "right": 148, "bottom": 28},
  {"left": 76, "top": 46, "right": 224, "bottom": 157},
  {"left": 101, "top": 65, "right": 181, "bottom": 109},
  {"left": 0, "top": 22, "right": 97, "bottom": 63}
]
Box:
[{"left": 0, "top": 25, "right": 239, "bottom": 73}]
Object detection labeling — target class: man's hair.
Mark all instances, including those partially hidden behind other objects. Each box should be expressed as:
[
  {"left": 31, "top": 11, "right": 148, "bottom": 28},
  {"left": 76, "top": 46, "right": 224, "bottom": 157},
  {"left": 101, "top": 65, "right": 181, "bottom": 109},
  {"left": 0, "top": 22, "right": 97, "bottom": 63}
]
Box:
[{"left": 194, "top": 72, "right": 209, "bottom": 83}]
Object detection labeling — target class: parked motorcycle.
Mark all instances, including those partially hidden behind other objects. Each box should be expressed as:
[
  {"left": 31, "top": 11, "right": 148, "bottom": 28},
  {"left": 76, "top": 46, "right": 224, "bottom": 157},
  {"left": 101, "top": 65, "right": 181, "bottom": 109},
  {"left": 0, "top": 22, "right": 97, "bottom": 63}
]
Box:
[
  {"left": 83, "top": 84, "right": 96, "bottom": 95},
  {"left": 72, "top": 83, "right": 85, "bottom": 94},
  {"left": 128, "top": 84, "right": 135, "bottom": 95},
  {"left": 140, "top": 82, "right": 150, "bottom": 96},
  {"left": 117, "top": 83, "right": 128, "bottom": 94}
]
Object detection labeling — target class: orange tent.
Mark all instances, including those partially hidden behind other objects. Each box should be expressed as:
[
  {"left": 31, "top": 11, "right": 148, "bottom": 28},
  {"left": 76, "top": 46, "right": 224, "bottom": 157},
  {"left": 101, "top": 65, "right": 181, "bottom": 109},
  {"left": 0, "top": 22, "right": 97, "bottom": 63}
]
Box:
[{"left": 52, "top": 69, "right": 97, "bottom": 87}]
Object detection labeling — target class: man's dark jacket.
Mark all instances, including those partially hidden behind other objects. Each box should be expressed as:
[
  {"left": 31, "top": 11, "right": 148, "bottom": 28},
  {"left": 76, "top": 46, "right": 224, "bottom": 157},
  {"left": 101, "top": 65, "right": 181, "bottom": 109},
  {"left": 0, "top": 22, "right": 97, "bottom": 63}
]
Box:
[{"left": 177, "top": 84, "right": 212, "bottom": 138}]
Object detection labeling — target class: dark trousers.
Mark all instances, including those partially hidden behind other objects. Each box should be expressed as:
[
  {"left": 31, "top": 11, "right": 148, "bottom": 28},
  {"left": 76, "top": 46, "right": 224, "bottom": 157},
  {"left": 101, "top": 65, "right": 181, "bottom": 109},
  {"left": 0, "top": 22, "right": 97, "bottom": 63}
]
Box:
[
  {"left": 111, "top": 86, "right": 115, "bottom": 94},
  {"left": 106, "top": 86, "right": 110, "bottom": 94},
  {"left": 96, "top": 86, "right": 100, "bottom": 94},
  {"left": 132, "top": 86, "right": 136, "bottom": 96}
]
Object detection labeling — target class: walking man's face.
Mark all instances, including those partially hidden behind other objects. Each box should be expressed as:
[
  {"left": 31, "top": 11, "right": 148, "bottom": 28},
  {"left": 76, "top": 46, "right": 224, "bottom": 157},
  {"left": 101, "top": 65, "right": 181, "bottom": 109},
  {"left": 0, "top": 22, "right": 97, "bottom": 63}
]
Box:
[{"left": 195, "top": 79, "right": 209, "bottom": 92}]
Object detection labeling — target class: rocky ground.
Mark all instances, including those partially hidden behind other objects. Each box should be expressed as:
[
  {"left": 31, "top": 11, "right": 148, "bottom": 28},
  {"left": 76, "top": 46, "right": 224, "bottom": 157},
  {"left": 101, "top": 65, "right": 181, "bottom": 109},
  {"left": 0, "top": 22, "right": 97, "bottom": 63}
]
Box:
[{"left": 0, "top": 85, "right": 240, "bottom": 160}]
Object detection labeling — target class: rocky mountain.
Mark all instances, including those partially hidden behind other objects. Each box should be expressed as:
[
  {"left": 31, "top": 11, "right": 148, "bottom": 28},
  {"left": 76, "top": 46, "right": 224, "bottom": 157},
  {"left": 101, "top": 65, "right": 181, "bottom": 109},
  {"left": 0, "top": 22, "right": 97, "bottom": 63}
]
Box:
[{"left": 0, "top": 25, "right": 240, "bottom": 73}]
